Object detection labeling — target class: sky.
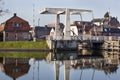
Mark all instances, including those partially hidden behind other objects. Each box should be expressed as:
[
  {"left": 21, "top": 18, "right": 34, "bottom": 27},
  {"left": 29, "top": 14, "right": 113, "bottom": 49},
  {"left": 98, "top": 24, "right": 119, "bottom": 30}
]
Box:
[{"left": 0, "top": 0, "right": 120, "bottom": 26}]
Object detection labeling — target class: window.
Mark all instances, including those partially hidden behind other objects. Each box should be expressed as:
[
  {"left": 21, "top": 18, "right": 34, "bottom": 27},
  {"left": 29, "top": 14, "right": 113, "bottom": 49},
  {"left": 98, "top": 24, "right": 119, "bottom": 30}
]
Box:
[
  {"left": 13, "top": 68, "right": 21, "bottom": 73},
  {"left": 13, "top": 22, "right": 21, "bottom": 27},
  {"left": 6, "top": 33, "right": 8, "bottom": 37},
  {"left": 15, "top": 33, "right": 18, "bottom": 40},
  {"left": 23, "top": 33, "right": 29, "bottom": 39}
]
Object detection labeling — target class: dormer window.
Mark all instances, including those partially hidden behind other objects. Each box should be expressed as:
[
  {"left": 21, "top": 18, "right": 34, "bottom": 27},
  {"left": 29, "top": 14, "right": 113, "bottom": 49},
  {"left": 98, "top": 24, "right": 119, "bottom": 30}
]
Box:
[{"left": 13, "top": 22, "right": 21, "bottom": 27}]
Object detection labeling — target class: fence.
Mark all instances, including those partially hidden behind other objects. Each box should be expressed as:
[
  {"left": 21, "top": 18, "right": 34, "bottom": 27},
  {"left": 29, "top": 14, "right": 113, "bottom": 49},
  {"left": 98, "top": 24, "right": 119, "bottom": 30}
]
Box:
[{"left": 46, "top": 35, "right": 120, "bottom": 41}]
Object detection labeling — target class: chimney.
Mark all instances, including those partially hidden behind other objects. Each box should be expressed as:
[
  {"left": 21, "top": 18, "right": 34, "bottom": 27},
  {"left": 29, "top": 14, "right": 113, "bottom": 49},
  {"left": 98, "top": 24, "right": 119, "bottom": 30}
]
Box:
[{"left": 14, "top": 13, "right": 17, "bottom": 16}]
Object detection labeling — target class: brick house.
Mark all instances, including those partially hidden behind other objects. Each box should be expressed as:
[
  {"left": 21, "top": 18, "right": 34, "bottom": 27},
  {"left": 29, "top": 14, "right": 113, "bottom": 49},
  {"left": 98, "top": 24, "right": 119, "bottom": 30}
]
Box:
[{"left": 0, "top": 13, "right": 31, "bottom": 41}]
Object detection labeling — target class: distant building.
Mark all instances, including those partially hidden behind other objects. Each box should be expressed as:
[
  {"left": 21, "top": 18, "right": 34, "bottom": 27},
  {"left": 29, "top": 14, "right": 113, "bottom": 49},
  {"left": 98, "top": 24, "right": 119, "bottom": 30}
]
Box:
[
  {"left": 34, "top": 26, "right": 53, "bottom": 40},
  {"left": 70, "top": 21, "right": 93, "bottom": 40},
  {"left": 34, "top": 22, "right": 94, "bottom": 40},
  {"left": 72, "top": 21, "right": 93, "bottom": 34},
  {"left": 34, "top": 23, "right": 64, "bottom": 40},
  {"left": 0, "top": 13, "right": 31, "bottom": 41},
  {"left": 92, "top": 14, "right": 120, "bottom": 40}
]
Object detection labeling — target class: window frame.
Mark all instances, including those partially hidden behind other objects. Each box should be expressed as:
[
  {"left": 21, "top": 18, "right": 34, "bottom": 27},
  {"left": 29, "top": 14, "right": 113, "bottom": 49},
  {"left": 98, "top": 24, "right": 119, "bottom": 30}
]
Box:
[{"left": 13, "top": 22, "right": 22, "bottom": 27}]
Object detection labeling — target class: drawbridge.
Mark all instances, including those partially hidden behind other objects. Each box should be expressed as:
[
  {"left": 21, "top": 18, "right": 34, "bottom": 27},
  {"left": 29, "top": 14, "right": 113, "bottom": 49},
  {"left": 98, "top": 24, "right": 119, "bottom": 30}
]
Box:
[{"left": 40, "top": 8, "right": 93, "bottom": 50}]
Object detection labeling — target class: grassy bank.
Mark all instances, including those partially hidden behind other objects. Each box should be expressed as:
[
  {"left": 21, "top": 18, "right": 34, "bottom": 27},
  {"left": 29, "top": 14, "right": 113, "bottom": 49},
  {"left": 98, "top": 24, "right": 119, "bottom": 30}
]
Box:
[{"left": 0, "top": 41, "right": 48, "bottom": 49}]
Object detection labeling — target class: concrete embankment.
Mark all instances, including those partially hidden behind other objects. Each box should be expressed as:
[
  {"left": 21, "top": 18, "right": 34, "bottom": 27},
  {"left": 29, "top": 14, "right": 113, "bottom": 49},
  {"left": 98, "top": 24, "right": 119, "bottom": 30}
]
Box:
[{"left": 0, "top": 48, "right": 52, "bottom": 52}]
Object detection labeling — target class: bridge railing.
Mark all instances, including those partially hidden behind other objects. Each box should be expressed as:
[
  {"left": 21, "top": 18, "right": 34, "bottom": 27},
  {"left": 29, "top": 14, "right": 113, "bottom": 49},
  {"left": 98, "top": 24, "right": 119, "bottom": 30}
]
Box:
[
  {"left": 87, "top": 36, "right": 120, "bottom": 41},
  {"left": 103, "top": 36, "right": 120, "bottom": 41},
  {"left": 46, "top": 35, "right": 120, "bottom": 41},
  {"left": 80, "top": 35, "right": 120, "bottom": 41}
]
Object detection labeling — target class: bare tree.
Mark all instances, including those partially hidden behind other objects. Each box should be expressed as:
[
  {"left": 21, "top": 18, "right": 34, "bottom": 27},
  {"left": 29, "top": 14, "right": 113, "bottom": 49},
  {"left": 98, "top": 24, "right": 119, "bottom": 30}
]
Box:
[{"left": 0, "top": 0, "right": 9, "bottom": 16}]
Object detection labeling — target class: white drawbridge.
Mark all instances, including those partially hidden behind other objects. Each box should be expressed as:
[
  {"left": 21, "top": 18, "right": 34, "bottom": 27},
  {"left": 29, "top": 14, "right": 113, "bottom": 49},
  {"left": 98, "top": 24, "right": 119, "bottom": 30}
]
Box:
[{"left": 40, "top": 8, "right": 92, "bottom": 50}]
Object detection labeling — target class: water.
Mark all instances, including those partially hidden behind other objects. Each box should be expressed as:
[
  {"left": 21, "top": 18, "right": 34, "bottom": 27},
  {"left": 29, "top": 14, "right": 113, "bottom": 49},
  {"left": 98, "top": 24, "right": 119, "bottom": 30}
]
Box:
[{"left": 0, "top": 50, "right": 120, "bottom": 80}]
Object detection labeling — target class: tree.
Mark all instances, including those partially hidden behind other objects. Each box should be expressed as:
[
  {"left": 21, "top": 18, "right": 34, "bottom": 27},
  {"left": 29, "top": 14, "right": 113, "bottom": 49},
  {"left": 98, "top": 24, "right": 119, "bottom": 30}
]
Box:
[
  {"left": 0, "top": 0, "right": 8, "bottom": 16},
  {"left": 104, "top": 12, "right": 110, "bottom": 18}
]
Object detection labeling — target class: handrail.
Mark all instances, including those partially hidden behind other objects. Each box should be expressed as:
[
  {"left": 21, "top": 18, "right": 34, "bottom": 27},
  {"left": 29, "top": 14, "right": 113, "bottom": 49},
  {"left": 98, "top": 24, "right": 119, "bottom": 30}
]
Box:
[{"left": 46, "top": 35, "right": 120, "bottom": 41}]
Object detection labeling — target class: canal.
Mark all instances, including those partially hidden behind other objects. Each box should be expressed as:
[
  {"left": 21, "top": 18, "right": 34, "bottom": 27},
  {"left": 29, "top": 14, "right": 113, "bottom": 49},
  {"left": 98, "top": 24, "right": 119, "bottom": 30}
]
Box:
[{"left": 0, "top": 50, "right": 120, "bottom": 80}]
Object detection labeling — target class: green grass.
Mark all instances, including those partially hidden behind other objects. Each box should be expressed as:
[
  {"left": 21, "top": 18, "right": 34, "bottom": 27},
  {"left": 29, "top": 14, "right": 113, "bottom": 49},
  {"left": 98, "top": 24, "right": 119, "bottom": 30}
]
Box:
[{"left": 0, "top": 41, "right": 48, "bottom": 49}]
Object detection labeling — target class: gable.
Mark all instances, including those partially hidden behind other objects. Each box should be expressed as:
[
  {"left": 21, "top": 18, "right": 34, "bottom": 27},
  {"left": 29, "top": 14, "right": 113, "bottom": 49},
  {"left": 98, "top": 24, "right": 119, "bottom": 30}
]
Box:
[
  {"left": 109, "top": 17, "right": 119, "bottom": 26},
  {"left": 3, "top": 13, "right": 30, "bottom": 31},
  {"left": 7, "top": 16, "right": 28, "bottom": 23}
]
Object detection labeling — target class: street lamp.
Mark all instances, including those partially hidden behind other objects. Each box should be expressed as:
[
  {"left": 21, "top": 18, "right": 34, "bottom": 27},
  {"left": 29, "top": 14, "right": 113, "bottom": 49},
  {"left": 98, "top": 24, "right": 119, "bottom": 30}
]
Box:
[{"left": 38, "top": 18, "right": 40, "bottom": 26}]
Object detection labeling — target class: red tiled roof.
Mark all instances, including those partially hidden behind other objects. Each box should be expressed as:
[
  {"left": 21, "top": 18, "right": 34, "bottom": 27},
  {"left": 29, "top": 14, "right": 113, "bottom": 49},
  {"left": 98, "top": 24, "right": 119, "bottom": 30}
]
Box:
[
  {"left": 0, "top": 13, "right": 30, "bottom": 31},
  {"left": 6, "top": 13, "right": 28, "bottom": 23},
  {"left": 71, "top": 21, "right": 94, "bottom": 31},
  {"left": 0, "top": 22, "right": 6, "bottom": 31}
]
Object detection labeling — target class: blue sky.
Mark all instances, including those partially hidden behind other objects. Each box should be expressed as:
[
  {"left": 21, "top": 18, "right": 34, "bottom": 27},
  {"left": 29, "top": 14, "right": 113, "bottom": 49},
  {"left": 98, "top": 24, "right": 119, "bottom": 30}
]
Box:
[{"left": 0, "top": 0, "right": 120, "bottom": 26}]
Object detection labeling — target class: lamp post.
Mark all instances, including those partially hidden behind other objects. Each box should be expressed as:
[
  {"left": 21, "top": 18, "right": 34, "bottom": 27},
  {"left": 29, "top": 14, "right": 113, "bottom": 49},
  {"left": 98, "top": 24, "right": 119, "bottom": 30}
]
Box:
[{"left": 38, "top": 18, "right": 40, "bottom": 26}]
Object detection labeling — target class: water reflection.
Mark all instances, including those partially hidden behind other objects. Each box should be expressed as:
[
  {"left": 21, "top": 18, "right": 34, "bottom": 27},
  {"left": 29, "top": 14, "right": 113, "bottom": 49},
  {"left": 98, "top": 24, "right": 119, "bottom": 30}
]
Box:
[
  {"left": 0, "top": 57, "right": 30, "bottom": 80},
  {"left": 0, "top": 50, "right": 120, "bottom": 80},
  {"left": 46, "top": 50, "right": 120, "bottom": 80},
  {"left": 46, "top": 49, "right": 104, "bottom": 61}
]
